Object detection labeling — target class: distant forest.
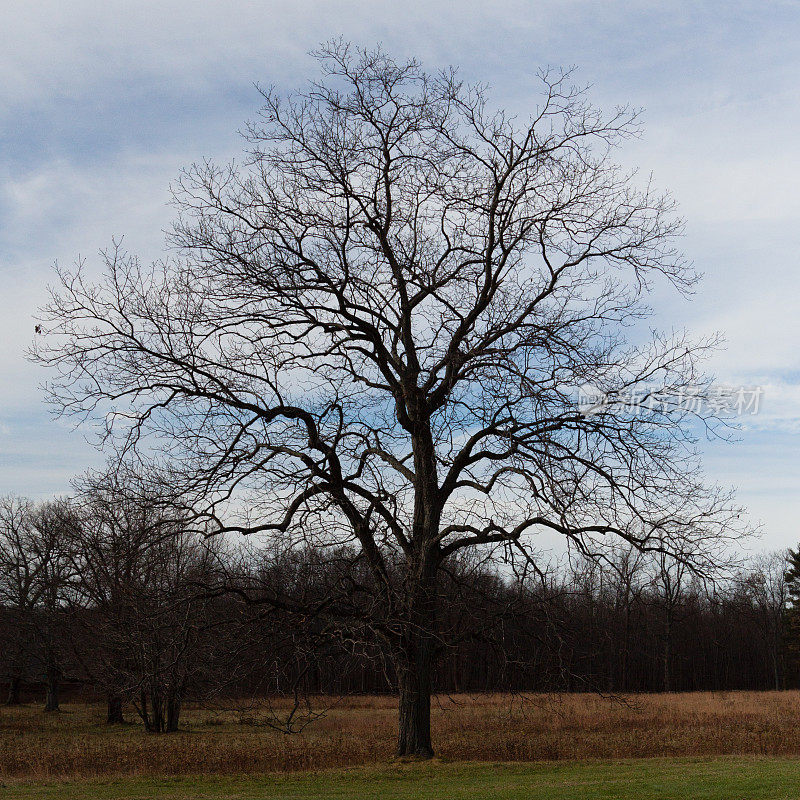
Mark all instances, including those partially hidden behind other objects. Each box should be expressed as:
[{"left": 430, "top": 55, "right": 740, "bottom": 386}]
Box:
[{"left": 1, "top": 495, "right": 794, "bottom": 731}]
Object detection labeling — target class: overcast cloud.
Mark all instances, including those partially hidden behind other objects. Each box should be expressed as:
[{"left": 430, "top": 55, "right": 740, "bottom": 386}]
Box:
[{"left": 2, "top": 0, "right": 799, "bottom": 547}]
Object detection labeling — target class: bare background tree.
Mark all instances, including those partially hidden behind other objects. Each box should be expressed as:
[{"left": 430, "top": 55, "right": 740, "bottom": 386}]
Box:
[
  {"left": 736, "top": 552, "right": 788, "bottom": 691},
  {"left": 67, "top": 464, "right": 245, "bottom": 732},
  {"left": 0, "top": 496, "right": 37, "bottom": 706},
  {"left": 0, "top": 496, "right": 79, "bottom": 711},
  {"left": 34, "top": 42, "right": 743, "bottom": 755}
]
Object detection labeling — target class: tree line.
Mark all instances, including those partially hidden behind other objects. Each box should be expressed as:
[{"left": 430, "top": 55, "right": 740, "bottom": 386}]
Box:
[{"left": 1, "top": 480, "right": 794, "bottom": 734}]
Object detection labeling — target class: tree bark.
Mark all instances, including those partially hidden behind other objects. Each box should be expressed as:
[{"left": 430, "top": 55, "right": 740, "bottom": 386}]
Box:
[
  {"left": 106, "top": 693, "right": 124, "bottom": 724},
  {"left": 396, "top": 638, "right": 434, "bottom": 757},
  {"left": 150, "top": 689, "right": 164, "bottom": 733},
  {"left": 165, "top": 692, "right": 181, "bottom": 733},
  {"left": 395, "top": 558, "right": 437, "bottom": 759},
  {"left": 6, "top": 676, "right": 22, "bottom": 705},
  {"left": 44, "top": 668, "right": 60, "bottom": 712},
  {"left": 772, "top": 625, "right": 782, "bottom": 691},
  {"left": 140, "top": 688, "right": 152, "bottom": 732}
]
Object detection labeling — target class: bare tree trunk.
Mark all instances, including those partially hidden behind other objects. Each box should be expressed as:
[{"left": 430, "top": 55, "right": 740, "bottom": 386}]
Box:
[
  {"left": 165, "top": 692, "right": 181, "bottom": 733},
  {"left": 621, "top": 603, "right": 631, "bottom": 691},
  {"left": 395, "top": 561, "right": 437, "bottom": 758},
  {"left": 662, "top": 615, "right": 672, "bottom": 693},
  {"left": 772, "top": 623, "right": 782, "bottom": 691},
  {"left": 396, "top": 634, "right": 434, "bottom": 757},
  {"left": 44, "top": 667, "right": 60, "bottom": 712},
  {"left": 106, "top": 693, "right": 124, "bottom": 724},
  {"left": 139, "top": 686, "right": 169, "bottom": 733},
  {"left": 771, "top": 637, "right": 780, "bottom": 691},
  {"left": 150, "top": 689, "right": 164, "bottom": 733},
  {"left": 140, "top": 688, "right": 151, "bottom": 731},
  {"left": 6, "top": 676, "right": 22, "bottom": 705}
]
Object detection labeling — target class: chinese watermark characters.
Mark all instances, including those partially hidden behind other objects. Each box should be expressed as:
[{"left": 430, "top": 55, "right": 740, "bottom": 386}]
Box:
[{"left": 577, "top": 385, "right": 763, "bottom": 417}]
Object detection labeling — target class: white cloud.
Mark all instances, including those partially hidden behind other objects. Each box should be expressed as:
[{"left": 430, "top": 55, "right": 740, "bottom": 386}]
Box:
[{"left": 0, "top": 154, "right": 186, "bottom": 411}]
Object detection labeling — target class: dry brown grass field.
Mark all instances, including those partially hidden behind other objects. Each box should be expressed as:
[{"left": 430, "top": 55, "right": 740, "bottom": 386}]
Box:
[{"left": 3, "top": 691, "right": 800, "bottom": 781}]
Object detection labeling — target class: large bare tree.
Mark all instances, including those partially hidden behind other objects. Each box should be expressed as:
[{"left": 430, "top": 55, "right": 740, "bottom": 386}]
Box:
[{"left": 34, "top": 42, "right": 741, "bottom": 756}]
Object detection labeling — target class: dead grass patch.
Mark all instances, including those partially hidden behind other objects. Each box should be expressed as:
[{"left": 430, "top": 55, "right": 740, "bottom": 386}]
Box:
[{"left": 2, "top": 691, "right": 800, "bottom": 779}]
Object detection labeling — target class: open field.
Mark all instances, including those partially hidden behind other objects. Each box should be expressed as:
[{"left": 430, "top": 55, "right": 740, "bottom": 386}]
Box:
[
  {"left": 4, "top": 691, "right": 800, "bottom": 782},
  {"left": 5, "top": 759, "right": 800, "bottom": 800}
]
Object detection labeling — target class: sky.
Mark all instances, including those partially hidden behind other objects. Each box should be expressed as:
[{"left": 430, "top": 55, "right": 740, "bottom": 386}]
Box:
[{"left": 1, "top": 0, "right": 800, "bottom": 551}]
